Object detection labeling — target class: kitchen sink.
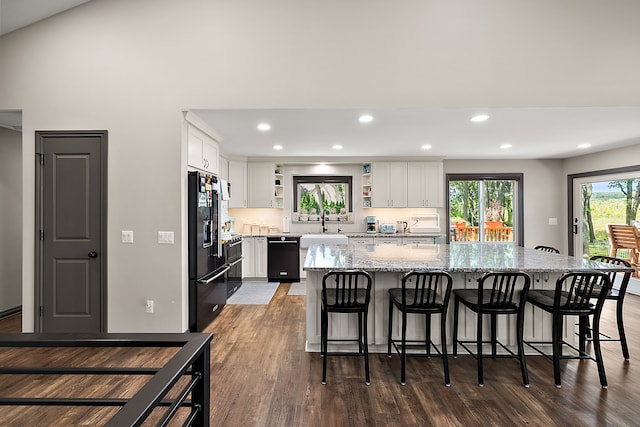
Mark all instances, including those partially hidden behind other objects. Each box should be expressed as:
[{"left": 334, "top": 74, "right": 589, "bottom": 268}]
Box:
[{"left": 299, "top": 233, "right": 348, "bottom": 248}]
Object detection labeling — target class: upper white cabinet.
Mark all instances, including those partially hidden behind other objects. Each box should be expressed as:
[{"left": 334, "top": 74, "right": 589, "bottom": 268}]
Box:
[
  {"left": 371, "top": 162, "right": 407, "bottom": 208},
  {"left": 229, "top": 160, "right": 248, "bottom": 208},
  {"left": 247, "top": 163, "right": 284, "bottom": 208},
  {"left": 407, "top": 161, "right": 444, "bottom": 207},
  {"left": 219, "top": 156, "right": 229, "bottom": 181},
  {"left": 187, "top": 124, "right": 220, "bottom": 175},
  {"left": 366, "top": 161, "right": 443, "bottom": 208}
]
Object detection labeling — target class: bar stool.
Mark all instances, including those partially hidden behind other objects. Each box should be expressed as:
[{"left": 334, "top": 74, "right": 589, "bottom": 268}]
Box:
[
  {"left": 321, "top": 270, "right": 373, "bottom": 385},
  {"left": 587, "top": 256, "right": 632, "bottom": 360},
  {"left": 525, "top": 271, "right": 611, "bottom": 388},
  {"left": 387, "top": 271, "right": 453, "bottom": 386},
  {"left": 534, "top": 245, "right": 560, "bottom": 253},
  {"left": 453, "top": 271, "right": 531, "bottom": 387}
]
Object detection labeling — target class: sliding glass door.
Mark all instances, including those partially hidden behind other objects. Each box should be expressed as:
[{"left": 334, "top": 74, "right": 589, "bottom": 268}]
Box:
[
  {"left": 448, "top": 174, "right": 522, "bottom": 245},
  {"left": 572, "top": 172, "right": 640, "bottom": 259}
]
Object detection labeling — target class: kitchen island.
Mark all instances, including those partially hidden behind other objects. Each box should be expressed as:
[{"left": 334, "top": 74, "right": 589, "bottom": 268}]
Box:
[{"left": 302, "top": 243, "right": 629, "bottom": 353}]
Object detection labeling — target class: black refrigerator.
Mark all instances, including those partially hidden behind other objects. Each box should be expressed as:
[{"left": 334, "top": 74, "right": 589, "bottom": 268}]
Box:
[{"left": 188, "top": 171, "right": 228, "bottom": 332}]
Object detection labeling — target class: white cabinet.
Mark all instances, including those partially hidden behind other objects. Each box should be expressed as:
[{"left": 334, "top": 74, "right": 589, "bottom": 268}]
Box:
[
  {"left": 187, "top": 124, "right": 219, "bottom": 175},
  {"left": 402, "top": 236, "right": 440, "bottom": 244},
  {"left": 242, "top": 236, "right": 267, "bottom": 279},
  {"left": 349, "top": 236, "right": 375, "bottom": 245},
  {"left": 371, "top": 162, "right": 407, "bottom": 207},
  {"left": 407, "top": 161, "right": 443, "bottom": 208},
  {"left": 247, "top": 163, "right": 284, "bottom": 208},
  {"left": 254, "top": 237, "right": 267, "bottom": 278},
  {"left": 229, "top": 160, "right": 248, "bottom": 208},
  {"left": 375, "top": 236, "right": 402, "bottom": 245},
  {"left": 366, "top": 161, "right": 443, "bottom": 208},
  {"left": 219, "top": 156, "right": 229, "bottom": 181}
]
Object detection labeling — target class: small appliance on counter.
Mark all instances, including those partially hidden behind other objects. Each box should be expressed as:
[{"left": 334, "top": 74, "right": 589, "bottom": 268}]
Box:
[
  {"left": 366, "top": 216, "right": 377, "bottom": 234},
  {"left": 379, "top": 223, "right": 397, "bottom": 234}
]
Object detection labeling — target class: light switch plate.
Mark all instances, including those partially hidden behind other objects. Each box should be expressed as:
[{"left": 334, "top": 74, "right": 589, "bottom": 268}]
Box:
[
  {"left": 122, "top": 230, "right": 134, "bottom": 243},
  {"left": 158, "top": 231, "right": 174, "bottom": 244},
  {"left": 548, "top": 218, "right": 558, "bottom": 225}
]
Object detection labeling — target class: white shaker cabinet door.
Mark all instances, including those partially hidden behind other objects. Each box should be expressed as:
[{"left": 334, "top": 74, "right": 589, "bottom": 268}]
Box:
[
  {"left": 229, "top": 160, "right": 248, "bottom": 208},
  {"left": 247, "top": 162, "right": 276, "bottom": 208},
  {"left": 407, "top": 161, "right": 443, "bottom": 208}
]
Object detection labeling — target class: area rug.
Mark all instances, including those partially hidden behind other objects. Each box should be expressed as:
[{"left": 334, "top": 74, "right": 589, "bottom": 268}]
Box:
[
  {"left": 287, "top": 281, "right": 307, "bottom": 296},
  {"left": 227, "top": 282, "right": 279, "bottom": 305}
]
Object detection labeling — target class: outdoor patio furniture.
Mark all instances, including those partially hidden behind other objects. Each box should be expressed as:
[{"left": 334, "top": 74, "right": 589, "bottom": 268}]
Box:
[
  {"left": 606, "top": 224, "right": 640, "bottom": 277},
  {"left": 484, "top": 222, "right": 513, "bottom": 242}
]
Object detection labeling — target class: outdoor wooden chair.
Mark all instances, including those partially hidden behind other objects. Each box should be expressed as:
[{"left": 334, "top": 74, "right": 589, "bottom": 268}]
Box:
[{"left": 606, "top": 224, "right": 640, "bottom": 277}]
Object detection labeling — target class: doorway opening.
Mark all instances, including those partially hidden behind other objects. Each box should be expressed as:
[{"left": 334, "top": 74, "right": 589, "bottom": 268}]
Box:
[{"left": 0, "top": 110, "right": 22, "bottom": 320}]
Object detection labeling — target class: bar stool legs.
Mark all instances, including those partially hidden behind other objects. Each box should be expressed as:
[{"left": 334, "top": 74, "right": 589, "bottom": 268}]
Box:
[
  {"left": 388, "top": 271, "right": 453, "bottom": 386},
  {"left": 321, "top": 270, "right": 372, "bottom": 386}
]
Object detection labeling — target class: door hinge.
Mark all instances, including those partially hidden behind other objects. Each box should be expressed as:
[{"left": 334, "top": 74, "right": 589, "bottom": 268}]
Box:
[
  {"left": 36, "top": 153, "right": 44, "bottom": 165},
  {"left": 39, "top": 306, "right": 44, "bottom": 317},
  {"left": 40, "top": 230, "right": 45, "bottom": 240}
]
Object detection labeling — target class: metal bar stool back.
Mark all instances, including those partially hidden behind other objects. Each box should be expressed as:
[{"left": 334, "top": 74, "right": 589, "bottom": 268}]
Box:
[
  {"left": 387, "top": 271, "right": 453, "bottom": 386},
  {"left": 525, "top": 271, "right": 612, "bottom": 388},
  {"left": 534, "top": 245, "right": 560, "bottom": 253},
  {"left": 587, "top": 256, "right": 632, "bottom": 360},
  {"left": 453, "top": 271, "right": 531, "bottom": 387},
  {"left": 321, "top": 270, "right": 373, "bottom": 385}
]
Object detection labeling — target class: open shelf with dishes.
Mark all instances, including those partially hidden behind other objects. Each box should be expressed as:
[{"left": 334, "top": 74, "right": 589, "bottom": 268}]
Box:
[{"left": 362, "top": 163, "right": 372, "bottom": 208}]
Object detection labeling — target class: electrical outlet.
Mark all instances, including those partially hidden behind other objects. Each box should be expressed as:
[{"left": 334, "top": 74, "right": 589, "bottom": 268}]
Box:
[
  {"left": 122, "top": 230, "right": 134, "bottom": 243},
  {"left": 158, "top": 231, "right": 174, "bottom": 244},
  {"left": 146, "top": 299, "right": 154, "bottom": 313}
]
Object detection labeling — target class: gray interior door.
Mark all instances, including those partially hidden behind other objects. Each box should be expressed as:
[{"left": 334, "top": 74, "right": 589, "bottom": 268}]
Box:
[{"left": 36, "top": 131, "right": 107, "bottom": 333}]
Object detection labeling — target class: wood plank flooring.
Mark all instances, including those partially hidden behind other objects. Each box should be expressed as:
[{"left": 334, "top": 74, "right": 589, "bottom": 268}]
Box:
[{"left": 2, "top": 285, "right": 640, "bottom": 426}]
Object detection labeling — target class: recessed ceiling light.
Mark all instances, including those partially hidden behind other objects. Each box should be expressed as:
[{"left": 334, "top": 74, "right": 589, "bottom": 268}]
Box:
[
  {"left": 332, "top": 144, "right": 343, "bottom": 150},
  {"left": 500, "top": 144, "right": 512, "bottom": 149},
  {"left": 257, "top": 123, "right": 271, "bottom": 131},
  {"left": 358, "top": 114, "right": 373, "bottom": 123},
  {"left": 577, "top": 143, "right": 591, "bottom": 149},
  {"left": 470, "top": 114, "right": 490, "bottom": 123},
  {"left": 273, "top": 144, "right": 283, "bottom": 150},
  {"left": 421, "top": 144, "right": 432, "bottom": 150}
]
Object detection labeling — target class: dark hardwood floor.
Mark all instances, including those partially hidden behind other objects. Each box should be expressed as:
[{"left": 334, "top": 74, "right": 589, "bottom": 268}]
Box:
[{"left": 2, "top": 285, "right": 640, "bottom": 426}]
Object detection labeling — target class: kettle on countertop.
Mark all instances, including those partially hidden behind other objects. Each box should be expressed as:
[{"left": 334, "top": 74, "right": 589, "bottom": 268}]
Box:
[{"left": 397, "top": 221, "right": 408, "bottom": 233}]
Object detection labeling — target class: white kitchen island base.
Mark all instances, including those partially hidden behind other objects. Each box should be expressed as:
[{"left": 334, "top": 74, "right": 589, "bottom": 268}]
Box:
[{"left": 302, "top": 244, "right": 629, "bottom": 354}]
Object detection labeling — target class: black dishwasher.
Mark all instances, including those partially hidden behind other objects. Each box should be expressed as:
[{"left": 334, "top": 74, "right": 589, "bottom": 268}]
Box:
[{"left": 267, "top": 236, "right": 300, "bottom": 282}]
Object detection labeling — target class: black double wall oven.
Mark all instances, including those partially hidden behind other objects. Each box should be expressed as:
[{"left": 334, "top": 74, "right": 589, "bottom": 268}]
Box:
[{"left": 188, "top": 171, "right": 228, "bottom": 332}]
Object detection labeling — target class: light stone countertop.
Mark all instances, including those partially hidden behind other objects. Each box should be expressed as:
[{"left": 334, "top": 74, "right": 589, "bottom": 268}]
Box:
[
  {"left": 302, "top": 242, "right": 630, "bottom": 273},
  {"left": 239, "top": 232, "right": 442, "bottom": 238}
]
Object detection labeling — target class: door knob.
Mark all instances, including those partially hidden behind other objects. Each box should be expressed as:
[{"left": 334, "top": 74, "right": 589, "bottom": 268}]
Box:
[{"left": 88, "top": 251, "right": 98, "bottom": 258}]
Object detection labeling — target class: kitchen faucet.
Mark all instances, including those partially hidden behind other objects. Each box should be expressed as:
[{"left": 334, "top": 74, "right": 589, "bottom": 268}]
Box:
[
  {"left": 321, "top": 213, "right": 327, "bottom": 233},
  {"left": 337, "top": 217, "right": 342, "bottom": 233}
]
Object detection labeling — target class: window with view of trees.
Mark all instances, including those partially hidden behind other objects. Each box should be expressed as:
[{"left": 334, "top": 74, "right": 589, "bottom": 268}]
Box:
[
  {"left": 447, "top": 174, "right": 523, "bottom": 244},
  {"left": 579, "top": 178, "right": 640, "bottom": 258},
  {"left": 292, "top": 176, "right": 352, "bottom": 216}
]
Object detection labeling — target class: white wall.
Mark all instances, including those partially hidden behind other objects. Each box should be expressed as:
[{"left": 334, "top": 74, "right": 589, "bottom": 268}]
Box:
[
  {"left": 0, "top": 127, "right": 22, "bottom": 312},
  {"left": 1, "top": 0, "right": 640, "bottom": 332}
]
